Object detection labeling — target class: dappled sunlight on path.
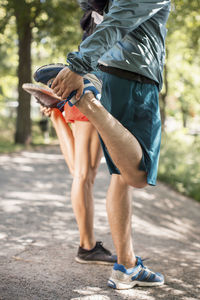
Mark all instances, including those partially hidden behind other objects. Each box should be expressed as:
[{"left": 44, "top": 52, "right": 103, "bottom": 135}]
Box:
[{"left": 0, "top": 146, "right": 199, "bottom": 299}]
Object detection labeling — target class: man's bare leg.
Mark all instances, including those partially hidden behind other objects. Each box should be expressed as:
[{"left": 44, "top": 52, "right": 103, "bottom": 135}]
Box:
[
  {"left": 76, "top": 94, "right": 147, "bottom": 188},
  {"left": 107, "top": 174, "right": 136, "bottom": 268}
]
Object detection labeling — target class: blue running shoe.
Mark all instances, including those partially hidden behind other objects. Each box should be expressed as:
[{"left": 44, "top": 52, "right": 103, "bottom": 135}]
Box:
[
  {"left": 33, "top": 63, "right": 67, "bottom": 85},
  {"left": 33, "top": 64, "right": 102, "bottom": 110},
  {"left": 56, "top": 73, "right": 102, "bottom": 110},
  {"left": 108, "top": 256, "right": 164, "bottom": 290}
]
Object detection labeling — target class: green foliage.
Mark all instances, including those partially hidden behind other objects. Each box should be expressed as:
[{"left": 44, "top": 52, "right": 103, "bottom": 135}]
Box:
[
  {"left": 32, "top": 0, "right": 82, "bottom": 56},
  {"left": 169, "top": 0, "right": 200, "bottom": 51},
  {"left": 165, "top": 0, "right": 200, "bottom": 124},
  {"left": 0, "top": 115, "right": 57, "bottom": 153},
  {"left": 0, "top": 0, "right": 82, "bottom": 66},
  {"left": 0, "top": 115, "right": 27, "bottom": 152},
  {"left": 158, "top": 131, "right": 200, "bottom": 201},
  {"left": 0, "top": 0, "right": 82, "bottom": 143}
]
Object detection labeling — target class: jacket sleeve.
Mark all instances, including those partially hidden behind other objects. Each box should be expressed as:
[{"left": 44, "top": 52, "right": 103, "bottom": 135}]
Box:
[
  {"left": 68, "top": 0, "right": 171, "bottom": 75},
  {"left": 77, "top": 0, "right": 89, "bottom": 11}
]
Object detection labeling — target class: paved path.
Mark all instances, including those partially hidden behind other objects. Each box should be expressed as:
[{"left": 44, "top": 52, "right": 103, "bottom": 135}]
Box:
[{"left": 0, "top": 146, "right": 199, "bottom": 300}]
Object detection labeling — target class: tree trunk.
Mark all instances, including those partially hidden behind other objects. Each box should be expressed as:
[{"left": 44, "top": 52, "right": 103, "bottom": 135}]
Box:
[{"left": 15, "top": 11, "right": 32, "bottom": 144}]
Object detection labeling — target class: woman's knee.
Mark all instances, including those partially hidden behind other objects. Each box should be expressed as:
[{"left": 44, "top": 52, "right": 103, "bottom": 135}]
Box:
[{"left": 73, "top": 168, "right": 96, "bottom": 186}]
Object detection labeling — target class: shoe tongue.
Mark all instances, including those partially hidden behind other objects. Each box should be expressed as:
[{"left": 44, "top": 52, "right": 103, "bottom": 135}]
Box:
[
  {"left": 96, "top": 242, "right": 111, "bottom": 255},
  {"left": 114, "top": 263, "right": 136, "bottom": 274},
  {"left": 96, "top": 241, "right": 103, "bottom": 247}
]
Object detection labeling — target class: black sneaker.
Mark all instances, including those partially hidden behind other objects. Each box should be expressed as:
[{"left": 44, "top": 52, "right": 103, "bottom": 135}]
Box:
[{"left": 75, "top": 241, "right": 117, "bottom": 265}]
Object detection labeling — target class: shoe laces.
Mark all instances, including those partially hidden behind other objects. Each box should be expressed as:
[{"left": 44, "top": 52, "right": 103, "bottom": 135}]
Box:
[
  {"left": 137, "top": 256, "right": 151, "bottom": 268},
  {"left": 137, "top": 256, "right": 155, "bottom": 275},
  {"left": 96, "top": 241, "right": 112, "bottom": 255}
]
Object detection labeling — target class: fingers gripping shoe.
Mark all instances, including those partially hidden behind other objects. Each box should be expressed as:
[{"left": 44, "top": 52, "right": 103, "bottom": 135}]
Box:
[
  {"left": 51, "top": 72, "right": 102, "bottom": 111},
  {"left": 60, "top": 73, "right": 102, "bottom": 108},
  {"left": 22, "top": 76, "right": 101, "bottom": 112},
  {"left": 22, "top": 64, "right": 68, "bottom": 111},
  {"left": 33, "top": 64, "right": 102, "bottom": 110},
  {"left": 108, "top": 256, "right": 164, "bottom": 289},
  {"left": 33, "top": 63, "right": 67, "bottom": 85}
]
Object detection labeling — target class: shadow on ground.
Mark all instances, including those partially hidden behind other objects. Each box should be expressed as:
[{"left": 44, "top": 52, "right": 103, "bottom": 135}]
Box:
[{"left": 0, "top": 146, "right": 199, "bottom": 300}]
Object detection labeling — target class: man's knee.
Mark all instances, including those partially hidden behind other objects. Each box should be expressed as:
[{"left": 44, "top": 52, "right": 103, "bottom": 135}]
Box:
[
  {"left": 111, "top": 172, "right": 147, "bottom": 189},
  {"left": 123, "top": 173, "right": 147, "bottom": 189},
  {"left": 132, "top": 181, "right": 147, "bottom": 189}
]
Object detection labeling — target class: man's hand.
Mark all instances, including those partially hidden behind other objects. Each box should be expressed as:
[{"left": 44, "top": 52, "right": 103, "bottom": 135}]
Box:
[{"left": 51, "top": 67, "right": 84, "bottom": 100}]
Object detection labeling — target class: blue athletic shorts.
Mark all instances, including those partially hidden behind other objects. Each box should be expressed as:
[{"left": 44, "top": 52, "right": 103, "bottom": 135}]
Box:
[{"left": 99, "top": 71, "right": 161, "bottom": 186}]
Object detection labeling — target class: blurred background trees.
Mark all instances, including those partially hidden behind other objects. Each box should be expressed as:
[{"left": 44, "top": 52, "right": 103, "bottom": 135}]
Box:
[
  {"left": 0, "top": 0, "right": 199, "bottom": 200},
  {"left": 157, "top": 0, "right": 200, "bottom": 200},
  {"left": 160, "top": 0, "right": 200, "bottom": 130},
  {"left": 0, "top": 0, "right": 81, "bottom": 144}
]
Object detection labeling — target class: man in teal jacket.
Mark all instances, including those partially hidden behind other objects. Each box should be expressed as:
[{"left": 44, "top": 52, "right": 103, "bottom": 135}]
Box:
[{"left": 52, "top": 0, "right": 171, "bottom": 289}]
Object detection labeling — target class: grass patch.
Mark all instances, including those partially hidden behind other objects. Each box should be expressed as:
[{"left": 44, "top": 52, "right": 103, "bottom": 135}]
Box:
[
  {"left": 0, "top": 116, "right": 21, "bottom": 153},
  {"left": 158, "top": 130, "right": 200, "bottom": 202},
  {"left": 0, "top": 115, "right": 57, "bottom": 153}
]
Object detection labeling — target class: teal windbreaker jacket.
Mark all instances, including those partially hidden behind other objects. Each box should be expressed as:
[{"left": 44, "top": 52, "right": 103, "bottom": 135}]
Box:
[{"left": 68, "top": 0, "right": 171, "bottom": 91}]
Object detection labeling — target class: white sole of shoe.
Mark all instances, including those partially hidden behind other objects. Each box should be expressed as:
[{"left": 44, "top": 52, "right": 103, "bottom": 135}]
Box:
[
  {"left": 108, "top": 278, "right": 164, "bottom": 289},
  {"left": 75, "top": 256, "right": 115, "bottom": 266}
]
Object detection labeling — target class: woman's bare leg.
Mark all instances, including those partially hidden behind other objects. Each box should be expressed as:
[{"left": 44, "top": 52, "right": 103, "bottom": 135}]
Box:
[
  {"left": 71, "top": 121, "right": 102, "bottom": 250},
  {"left": 50, "top": 108, "right": 74, "bottom": 175},
  {"left": 43, "top": 108, "right": 102, "bottom": 250}
]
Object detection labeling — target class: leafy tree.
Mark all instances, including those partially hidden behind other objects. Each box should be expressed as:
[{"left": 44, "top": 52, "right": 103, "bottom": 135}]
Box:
[
  {"left": 1, "top": 0, "right": 200, "bottom": 142},
  {"left": 160, "top": 0, "right": 200, "bottom": 129},
  {"left": 0, "top": 0, "right": 81, "bottom": 144}
]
